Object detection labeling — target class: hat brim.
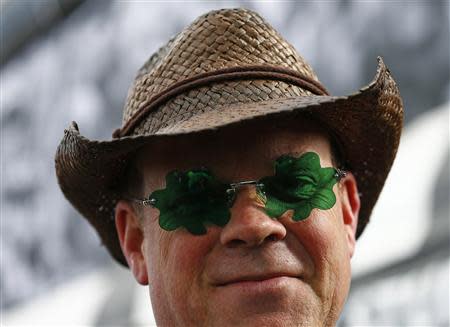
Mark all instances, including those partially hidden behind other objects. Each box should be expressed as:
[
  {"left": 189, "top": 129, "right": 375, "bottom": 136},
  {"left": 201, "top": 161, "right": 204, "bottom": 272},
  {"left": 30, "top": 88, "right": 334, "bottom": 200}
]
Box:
[{"left": 55, "top": 57, "right": 403, "bottom": 267}]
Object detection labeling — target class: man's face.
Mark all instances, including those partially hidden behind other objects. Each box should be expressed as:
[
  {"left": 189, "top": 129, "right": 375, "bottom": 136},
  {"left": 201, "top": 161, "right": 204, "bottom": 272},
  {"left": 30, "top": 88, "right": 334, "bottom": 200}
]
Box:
[{"left": 116, "top": 118, "right": 359, "bottom": 327}]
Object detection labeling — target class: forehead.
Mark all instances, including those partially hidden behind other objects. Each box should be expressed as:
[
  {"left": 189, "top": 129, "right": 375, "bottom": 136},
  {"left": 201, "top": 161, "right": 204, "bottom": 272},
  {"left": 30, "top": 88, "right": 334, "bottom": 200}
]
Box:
[{"left": 137, "top": 116, "right": 333, "bottom": 182}]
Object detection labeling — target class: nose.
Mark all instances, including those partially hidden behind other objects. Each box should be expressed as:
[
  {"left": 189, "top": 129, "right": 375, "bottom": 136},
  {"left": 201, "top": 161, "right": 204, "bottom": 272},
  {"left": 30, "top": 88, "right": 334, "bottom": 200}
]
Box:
[{"left": 219, "top": 185, "right": 287, "bottom": 248}]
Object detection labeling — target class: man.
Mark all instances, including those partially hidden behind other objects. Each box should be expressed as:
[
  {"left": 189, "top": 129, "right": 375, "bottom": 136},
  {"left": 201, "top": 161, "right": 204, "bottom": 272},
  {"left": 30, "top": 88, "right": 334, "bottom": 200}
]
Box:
[{"left": 55, "top": 8, "right": 403, "bottom": 326}]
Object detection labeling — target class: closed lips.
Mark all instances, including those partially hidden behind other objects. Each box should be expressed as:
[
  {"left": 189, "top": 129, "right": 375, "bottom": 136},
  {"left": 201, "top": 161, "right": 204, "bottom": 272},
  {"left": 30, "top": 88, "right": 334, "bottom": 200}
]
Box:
[{"left": 215, "top": 273, "right": 301, "bottom": 286}]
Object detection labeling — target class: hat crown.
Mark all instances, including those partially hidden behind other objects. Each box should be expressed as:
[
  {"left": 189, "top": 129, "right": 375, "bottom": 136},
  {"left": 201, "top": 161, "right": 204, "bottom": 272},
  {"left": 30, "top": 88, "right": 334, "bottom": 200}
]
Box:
[{"left": 121, "top": 8, "right": 320, "bottom": 132}]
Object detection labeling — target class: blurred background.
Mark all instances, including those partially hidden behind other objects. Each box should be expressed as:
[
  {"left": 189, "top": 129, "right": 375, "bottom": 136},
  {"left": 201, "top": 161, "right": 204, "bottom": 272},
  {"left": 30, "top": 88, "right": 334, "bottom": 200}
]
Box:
[{"left": 1, "top": 1, "right": 449, "bottom": 326}]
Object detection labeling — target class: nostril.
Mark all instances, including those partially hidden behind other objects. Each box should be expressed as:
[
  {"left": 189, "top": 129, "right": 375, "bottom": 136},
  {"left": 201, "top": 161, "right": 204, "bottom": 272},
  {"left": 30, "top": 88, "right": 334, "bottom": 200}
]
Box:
[
  {"left": 227, "top": 239, "right": 247, "bottom": 248},
  {"left": 225, "top": 234, "right": 279, "bottom": 248}
]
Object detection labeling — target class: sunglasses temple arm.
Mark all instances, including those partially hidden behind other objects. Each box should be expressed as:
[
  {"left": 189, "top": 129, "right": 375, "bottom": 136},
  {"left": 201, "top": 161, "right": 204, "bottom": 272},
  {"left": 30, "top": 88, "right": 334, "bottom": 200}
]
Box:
[
  {"left": 335, "top": 168, "right": 347, "bottom": 181},
  {"left": 125, "top": 196, "right": 156, "bottom": 207}
]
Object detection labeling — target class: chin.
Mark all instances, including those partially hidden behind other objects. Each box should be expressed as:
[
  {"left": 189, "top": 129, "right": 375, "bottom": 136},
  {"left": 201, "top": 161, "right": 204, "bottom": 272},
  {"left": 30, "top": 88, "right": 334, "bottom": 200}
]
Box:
[
  {"left": 210, "top": 313, "right": 318, "bottom": 327},
  {"left": 208, "top": 295, "right": 321, "bottom": 326}
]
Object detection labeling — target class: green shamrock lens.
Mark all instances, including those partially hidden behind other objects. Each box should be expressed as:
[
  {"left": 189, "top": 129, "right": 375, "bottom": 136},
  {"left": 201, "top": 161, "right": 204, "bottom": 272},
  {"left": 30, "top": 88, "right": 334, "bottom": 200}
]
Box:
[
  {"left": 256, "top": 152, "right": 342, "bottom": 221},
  {"left": 149, "top": 168, "right": 231, "bottom": 235}
]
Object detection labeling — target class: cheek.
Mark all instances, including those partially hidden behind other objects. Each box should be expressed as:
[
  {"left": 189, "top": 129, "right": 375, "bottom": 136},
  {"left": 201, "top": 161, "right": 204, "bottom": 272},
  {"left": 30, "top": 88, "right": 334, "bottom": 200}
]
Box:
[
  {"left": 145, "top": 230, "right": 209, "bottom": 287},
  {"left": 142, "top": 207, "right": 213, "bottom": 285},
  {"left": 165, "top": 235, "right": 210, "bottom": 282},
  {"left": 300, "top": 209, "right": 345, "bottom": 256},
  {"left": 144, "top": 223, "right": 218, "bottom": 323},
  {"left": 290, "top": 206, "right": 350, "bottom": 299}
]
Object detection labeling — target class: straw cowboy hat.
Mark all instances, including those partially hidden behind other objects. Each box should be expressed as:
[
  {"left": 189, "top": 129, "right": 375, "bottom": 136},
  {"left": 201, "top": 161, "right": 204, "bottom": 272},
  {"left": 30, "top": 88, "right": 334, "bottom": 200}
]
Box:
[{"left": 55, "top": 8, "right": 403, "bottom": 267}]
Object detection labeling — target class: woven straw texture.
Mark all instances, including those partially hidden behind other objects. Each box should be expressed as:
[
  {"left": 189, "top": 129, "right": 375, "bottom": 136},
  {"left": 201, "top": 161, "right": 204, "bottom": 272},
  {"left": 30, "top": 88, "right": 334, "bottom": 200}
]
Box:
[
  {"left": 55, "top": 8, "right": 403, "bottom": 267},
  {"left": 117, "top": 8, "right": 322, "bottom": 137}
]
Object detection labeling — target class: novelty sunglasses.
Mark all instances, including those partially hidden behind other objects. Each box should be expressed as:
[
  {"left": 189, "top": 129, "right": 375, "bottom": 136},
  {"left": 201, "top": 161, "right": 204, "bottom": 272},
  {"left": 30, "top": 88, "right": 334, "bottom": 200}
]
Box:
[{"left": 129, "top": 152, "right": 346, "bottom": 235}]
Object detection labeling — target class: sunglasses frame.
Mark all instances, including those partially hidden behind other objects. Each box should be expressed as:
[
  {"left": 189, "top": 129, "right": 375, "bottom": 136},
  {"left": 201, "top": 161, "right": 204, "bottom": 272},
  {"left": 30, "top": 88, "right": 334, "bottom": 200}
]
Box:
[{"left": 128, "top": 167, "right": 347, "bottom": 208}]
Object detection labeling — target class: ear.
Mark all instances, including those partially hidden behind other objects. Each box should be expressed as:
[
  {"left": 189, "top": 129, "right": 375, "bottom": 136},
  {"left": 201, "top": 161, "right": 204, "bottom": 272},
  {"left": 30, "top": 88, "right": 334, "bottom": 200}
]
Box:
[
  {"left": 115, "top": 200, "right": 149, "bottom": 285},
  {"left": 338, "top": 172, "right": 360, "bottom": 258}
]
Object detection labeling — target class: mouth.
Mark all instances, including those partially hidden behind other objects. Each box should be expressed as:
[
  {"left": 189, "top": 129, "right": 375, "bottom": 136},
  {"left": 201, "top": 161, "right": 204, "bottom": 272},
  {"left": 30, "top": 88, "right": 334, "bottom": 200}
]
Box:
[{"left": 216, "top": 273, "right": 301, "bottom": 287}]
